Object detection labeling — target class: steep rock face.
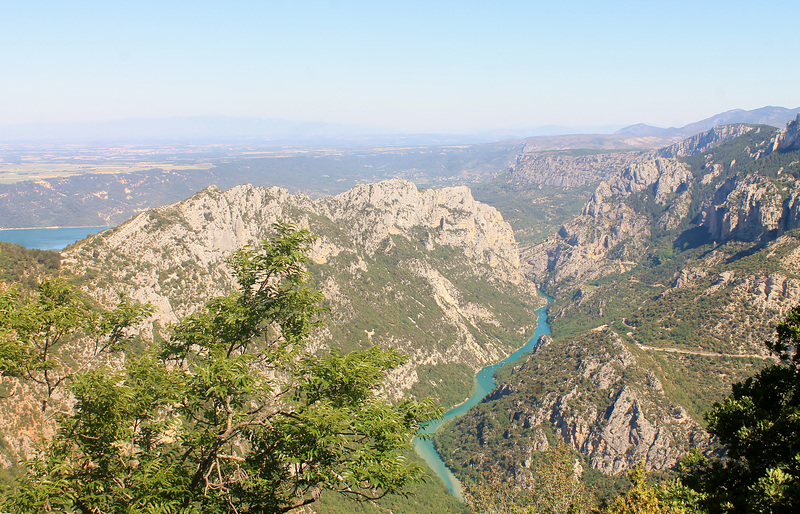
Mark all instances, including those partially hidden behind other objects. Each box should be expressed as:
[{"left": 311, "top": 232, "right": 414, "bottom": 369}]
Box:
[
  {"left": 523, "top": 204, "right": 650, "bottom": 294},
  {"left": 508, "top": 151, "right": 645, "bottom": 188},
  {"left": 441, "top": 329, "right": 709, "bottom": 476},
  {"left": 699, "top": 174, "right": 797, "bottom": 241},
  {"left": 60, "top": 179, "right": 542, "bottom": 402},
  {"left": 522, "top": 158, "right": 693, "bottom": 294},
  {"left": 655, "top": 124, "right": 756, "bottom": 158},
  {"left": 512, "top": 126, "right": 774, "bottom": 286},
  {"left": 771, "top": 114, "right": 800, "bottom": 152},
  {"left": 585, "top": 158, "right": 693, "bottom": 214}
]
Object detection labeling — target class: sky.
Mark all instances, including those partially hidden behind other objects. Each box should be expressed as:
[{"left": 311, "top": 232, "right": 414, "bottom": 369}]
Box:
[{"left": 1, "top": 0, "right": 799, "bottom": 134}]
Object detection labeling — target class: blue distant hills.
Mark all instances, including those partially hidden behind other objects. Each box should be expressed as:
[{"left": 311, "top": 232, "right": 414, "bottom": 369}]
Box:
[
  {"left": 614, "top": 105, "right": 800, "bottom": 138},
  {"left": 0, "top": 106, "right": 798, "bottom": 145}
]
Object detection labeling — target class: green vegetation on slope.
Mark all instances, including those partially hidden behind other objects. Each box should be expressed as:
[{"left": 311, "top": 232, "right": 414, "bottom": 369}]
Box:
[
  {"left": 472, "top": 175, "right": 595, "bottom": 246},
  {"left": 679, "top": 305, "right": 800, "bottom": 511},
  {"left": 1, "top": 224, "right": 443, "bottom": 513},
  {"left": 435, "top": 125, "right": 800, "bottom": 509},
  {"left": 310, "top": 229, "right": 541, "bottom": 410},
  {"left": 0, "top": 242, "right": 60, "bottom": 289}
]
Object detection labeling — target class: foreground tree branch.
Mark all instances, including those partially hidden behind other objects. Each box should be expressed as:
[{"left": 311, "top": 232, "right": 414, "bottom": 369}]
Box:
[{"left": 2, "top": 222, "right": 442, "bottom": 513}]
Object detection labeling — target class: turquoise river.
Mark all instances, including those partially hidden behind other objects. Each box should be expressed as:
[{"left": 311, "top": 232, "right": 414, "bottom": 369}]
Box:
[{"left": 414, "top": 299, "right": 551, "bottom": 500}]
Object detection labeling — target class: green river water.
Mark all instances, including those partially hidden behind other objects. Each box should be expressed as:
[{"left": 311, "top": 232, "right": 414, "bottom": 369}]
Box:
[{"left": 414, "top": 299, "right": 551, "bottom": 500}]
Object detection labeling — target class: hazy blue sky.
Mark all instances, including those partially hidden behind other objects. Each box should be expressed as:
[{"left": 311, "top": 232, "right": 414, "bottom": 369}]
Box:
[{"left": 2, "top": 0, "right": 798, "bottom": 133}]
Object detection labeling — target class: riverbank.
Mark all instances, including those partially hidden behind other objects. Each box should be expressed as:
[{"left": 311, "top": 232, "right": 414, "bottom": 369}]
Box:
[{"left": 414, "top": 296, "right": 552, "bottom": 500}]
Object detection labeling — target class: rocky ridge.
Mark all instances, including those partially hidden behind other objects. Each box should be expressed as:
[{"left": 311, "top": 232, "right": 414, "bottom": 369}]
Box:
[
  {"left": 507, "top": 124, "right": 762, "bottom": 192},
  {"left": 522, "top": 157, "right": 695, "bottom": 295},
  {"left": 654, "top": 124, "right": 756, "bottom": 158},
  {"left": 438, "top": 328, "right": 710, "bottom": 477},
  {"left": 771, "top": 113, "right": 800, "bottom": 153},
  {"left": 438, "top": 119, "right": 800, "bottom": 485},
  {"left": 520, "top": 120, "right": 800, "bottom": 295},
  {"left": 60, "top": 179, "right": 543, "bottom": 403}
]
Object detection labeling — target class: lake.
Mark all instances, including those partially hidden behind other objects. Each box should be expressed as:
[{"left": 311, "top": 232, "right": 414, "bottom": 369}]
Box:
[
  {"left": 0, "top": 226, "right": 112, "bottom": 250},
  {"left": 414, "top": 297, "right": 551, "bottom": 500}
]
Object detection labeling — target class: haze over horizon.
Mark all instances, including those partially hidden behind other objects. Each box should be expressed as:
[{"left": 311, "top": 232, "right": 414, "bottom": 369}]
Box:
[{"left": 2, "top": 1, "right": 799, "bottom": 136}]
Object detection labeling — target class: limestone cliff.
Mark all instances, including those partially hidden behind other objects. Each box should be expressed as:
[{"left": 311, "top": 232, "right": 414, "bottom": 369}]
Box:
[
  {"left": 60, "top": 179, "right": 543, "bottom": 404},
  {"left": 698, "top": 172, "right": 800, "bottom": 242},
  {"left": 508, "top": 151, "right": 645, "bottom": 188},
  {"left": 770, "top": 113, "right": 800, "bottom": 153},
  {"left": 700, "top": 174, "right": 783, "bottom": 241},
  {"left": 522, "top": 158, "right": 694, "bottom": 294},
  {"left": 439, "top": 329, "right": 710, "bottom": 477},
  {"left": 655, "top": 124, "right": 756, "bottom": 158},
  {"left": 506, "top": 124, "right": 758, "bottom": 191}
]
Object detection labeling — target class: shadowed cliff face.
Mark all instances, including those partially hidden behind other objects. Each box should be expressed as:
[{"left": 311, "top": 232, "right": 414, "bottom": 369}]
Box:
[{"left": 59, "top": 179, "right": 543, "bottom": 404}]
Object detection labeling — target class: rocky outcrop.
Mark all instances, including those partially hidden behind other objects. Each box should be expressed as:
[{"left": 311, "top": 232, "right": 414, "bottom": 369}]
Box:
[
  {"left": 316, "top": 180, "right": 522, "bottom": 275},
  {"left": 699, "top": 174, "right": 796, "bottom": 241},
  {"left": 61, "top": 179, "right": 543, "bottom": 402},
  {"left": 441, "top": 329, "right": 709, "bottom": 476},
  {"left": 523, "top": 158, "right": 693, "bottom": 294},
  {"left": 514, "top": 125, "right": 785, "bottom": 289},
  {"left": 770, "top": 114, "right": 800, "bottom": 153},
  {"left": 655, "top": 124, "right": 756, "bottom": 158},
  {"left": 735, "top": 273, "right": 800, "bottom": 315},
  {"left": 585, "top": 158, "right": 693, "bottom": 215},
  {"left": 672, "top": 266, "right": 708, "bottom": 289},
  {"left": 537, "top": 330, "right": 706, "bottom": 474},
  {"left": 523, "top": 204, "right": 650, "bottom": 294}
]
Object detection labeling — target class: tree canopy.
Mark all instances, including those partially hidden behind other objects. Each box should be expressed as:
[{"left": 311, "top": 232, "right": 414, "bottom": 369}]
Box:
[
  {"left": 0, "top": 278, "right": 152, "bottom": 409},
  {"left": 464, "top": 442, "right": 596, "bottom": 514},
  {"left": 1, "top": 222, "right": 441, "bottom": 513},
  {"left": 679, "top": 305, "right": 800, "bottom": 512}
]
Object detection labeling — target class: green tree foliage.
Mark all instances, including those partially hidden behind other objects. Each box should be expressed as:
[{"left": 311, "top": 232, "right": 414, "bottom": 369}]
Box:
[
  {"left": 679, "top": 305, "right": 800, "bottom": 512},
  {"left": 607, "top": 462, "right": 703, "bottom": 514},
  {"left": 0, "top": 242, "right": 60, "bottom": 290},
  {"left": 465, "top": 442, "right": 596, "bottom": 514},
  {"left": 1, "top": 222, "right": 442, "bottom": 513},
  {"left": 0, "top": 279, "right": 153, "bottom": 408}
]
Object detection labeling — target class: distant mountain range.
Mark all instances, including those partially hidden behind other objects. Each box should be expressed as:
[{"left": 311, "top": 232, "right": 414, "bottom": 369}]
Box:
[
  {"left": 1, "top": 106, "right": 798, "bottom": 145},
  {"left": 517, "top": 106, "right": 800, "bottom": 152},
  {"left": 614, "top": 105, "right": 800, "bottom": 138}
]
